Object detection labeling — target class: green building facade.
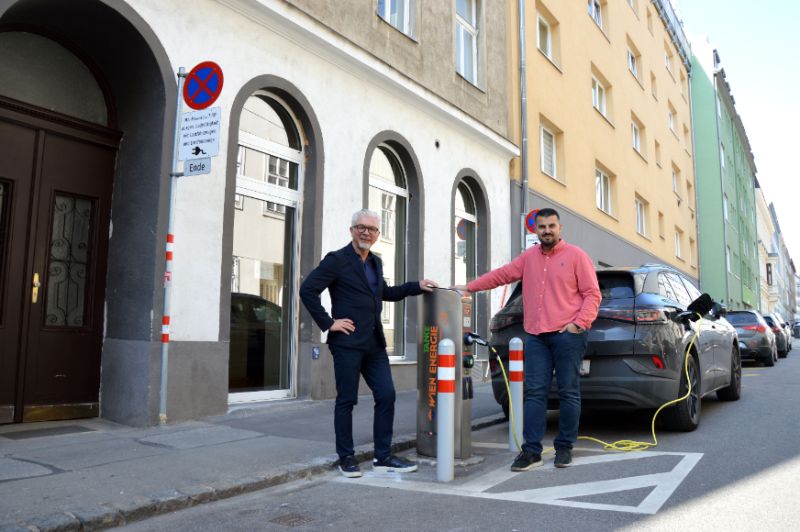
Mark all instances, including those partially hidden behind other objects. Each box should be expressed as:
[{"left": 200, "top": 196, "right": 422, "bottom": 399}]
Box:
[{"left": 691, "top": 47, "right": 759, "bottom": 309}]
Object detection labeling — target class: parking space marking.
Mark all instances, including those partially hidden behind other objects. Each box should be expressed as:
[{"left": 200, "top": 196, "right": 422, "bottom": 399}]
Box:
[{"left": 339, "top": 451, "right": 703, "bottom": 515}]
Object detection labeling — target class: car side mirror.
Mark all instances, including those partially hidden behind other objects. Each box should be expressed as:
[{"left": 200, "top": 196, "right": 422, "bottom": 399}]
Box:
[{"left": 709, "top": 302, "right": 727, "bottom": 319}]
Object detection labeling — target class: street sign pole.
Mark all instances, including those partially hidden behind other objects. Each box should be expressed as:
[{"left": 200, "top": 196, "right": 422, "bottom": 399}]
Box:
[{"left": 159, "top": 67, "right": 186, "bottom": 425}]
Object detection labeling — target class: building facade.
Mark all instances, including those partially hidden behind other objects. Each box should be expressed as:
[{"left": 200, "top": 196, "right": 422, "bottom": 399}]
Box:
[
  {"left": 690, "top": 41, "right": 758, "bottom": 309},
  {"left": 755, "top": 184, "right": 779, "bottom": 313},
  {"left": 509, "top": 0, "right": 698, "bottom": 276},
  {"left": 768, "top": 204, "right": 797, "bottom": 322},
  {"left": 0, "top": 0, "right": 517, "bottom": 426}
]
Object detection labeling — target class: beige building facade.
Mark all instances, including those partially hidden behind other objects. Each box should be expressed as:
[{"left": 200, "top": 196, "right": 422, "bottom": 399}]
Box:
[{"left": 510, "top": 0, "right": 697, "bottom": 275}]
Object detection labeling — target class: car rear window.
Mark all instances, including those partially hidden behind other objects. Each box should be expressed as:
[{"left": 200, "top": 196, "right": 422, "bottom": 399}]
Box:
[
  {"left": 597, "top": 273, "right": 635, "bottom": 300},
  {"left": 763, "top": 315, "right": 776, "bottom": 326},
  {"left": 727, "top": 312, "right": 758, "bottom": 326}
]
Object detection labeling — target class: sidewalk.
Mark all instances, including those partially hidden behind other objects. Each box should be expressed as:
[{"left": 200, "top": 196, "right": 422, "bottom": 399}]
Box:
[{"left": 0, "top": 382, "right": 503, "bottom": 531}]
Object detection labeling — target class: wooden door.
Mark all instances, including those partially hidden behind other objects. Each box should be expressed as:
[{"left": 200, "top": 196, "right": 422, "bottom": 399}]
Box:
[{"left": 0, "top": 98, "right": 119, "bottom": 423}]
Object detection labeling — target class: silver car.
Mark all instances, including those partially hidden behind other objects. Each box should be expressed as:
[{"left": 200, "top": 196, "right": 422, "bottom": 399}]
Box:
[{"left": 726, "top": 310, "right": 777, "bottom": 366}]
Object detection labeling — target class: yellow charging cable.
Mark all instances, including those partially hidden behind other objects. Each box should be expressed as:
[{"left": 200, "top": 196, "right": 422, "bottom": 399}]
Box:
[{"left": 496, "top": 319, "right": 701, "bottom": 454}]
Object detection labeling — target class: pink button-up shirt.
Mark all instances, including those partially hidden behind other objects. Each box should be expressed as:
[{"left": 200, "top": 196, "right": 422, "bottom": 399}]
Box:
[{"left": 467, "top": 240, "right": 601, "bottom": 334}]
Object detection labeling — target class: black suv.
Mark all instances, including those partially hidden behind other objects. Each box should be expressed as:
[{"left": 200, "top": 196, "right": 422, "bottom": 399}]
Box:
[{"left": 487, "top": 264, "right": 740, "bottom": 431}]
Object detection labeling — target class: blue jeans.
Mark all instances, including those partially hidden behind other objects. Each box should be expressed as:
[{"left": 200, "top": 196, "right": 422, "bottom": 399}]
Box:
[
  {"left": 330, "top": 340, "right": 396, "bottom": 461},
  {"left": 522, "top": 331, "right": 587, "bottom": 454}
]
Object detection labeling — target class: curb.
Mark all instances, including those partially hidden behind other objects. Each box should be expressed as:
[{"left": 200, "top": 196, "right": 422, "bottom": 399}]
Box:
[{"left": 0, "top": 414, "right": 506, "bottom": 531}]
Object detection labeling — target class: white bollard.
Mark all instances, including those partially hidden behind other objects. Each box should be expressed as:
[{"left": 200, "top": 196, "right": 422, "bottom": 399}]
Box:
[
  {"left": 436, "top": 338, "right": 456, "bottom": 482},
  {"left": 509, "top": 337, "right": 524, "bottom": 451}
]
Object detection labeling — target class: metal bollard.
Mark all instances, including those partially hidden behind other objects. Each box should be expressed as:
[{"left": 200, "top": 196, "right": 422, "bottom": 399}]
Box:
[
  {"left": 437, "top": 338, "right": 456, "bottom": 482},
  {"left": 509, "top": 337, "right": 524, "bottom": 451}
]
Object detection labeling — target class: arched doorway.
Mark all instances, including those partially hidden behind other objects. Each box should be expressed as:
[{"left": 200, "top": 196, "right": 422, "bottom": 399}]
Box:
[
  {"left": 0, "top": 0, "right": 174, "bottom": 426},
  {"left": 368, "top": 145, "right": 409, "bottom": 358},
  {"left": 228, "top": 93, "right": 304, "bottom": 401},
  {"left": 0, "top": 31, "right": 119, "bottom": 423}
]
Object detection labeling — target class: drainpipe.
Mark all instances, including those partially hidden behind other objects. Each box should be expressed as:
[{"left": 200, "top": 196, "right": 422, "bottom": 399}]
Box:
[{"left": 518, "top": 0, "right": 528, "bottom": 254}]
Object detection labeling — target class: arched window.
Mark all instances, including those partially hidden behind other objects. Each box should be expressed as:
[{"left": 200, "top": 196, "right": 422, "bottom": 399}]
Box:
[
  {"left": 454, "top": 183, "right": 478, "bottom": 286},
  {"left": 452, "top": 174, "right": 490, "bottom": 341},
  {"left": 368, "top": 145, "right": 409, "bottom": 358},
  {"left": 229, "top": 93, "right": 303, "bottom": 399}
]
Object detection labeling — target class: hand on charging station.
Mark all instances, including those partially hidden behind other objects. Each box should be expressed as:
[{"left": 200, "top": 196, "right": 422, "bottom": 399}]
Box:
[
  {"left": 419, "top": 279, "right": 439, "bottom": 292},
  {"left": 450, "top": 284, "right": 470, "bottom": 296}
]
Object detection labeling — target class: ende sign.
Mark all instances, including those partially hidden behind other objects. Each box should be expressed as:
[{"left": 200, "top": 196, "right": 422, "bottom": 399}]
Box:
[{"left": 184, "top": 157, "right": 211, "bottom": 176}]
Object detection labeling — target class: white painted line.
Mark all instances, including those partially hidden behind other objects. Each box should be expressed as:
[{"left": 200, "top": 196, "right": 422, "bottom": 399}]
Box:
[{"left": 341, "top": 451, "right": 703, "bottom": 515}]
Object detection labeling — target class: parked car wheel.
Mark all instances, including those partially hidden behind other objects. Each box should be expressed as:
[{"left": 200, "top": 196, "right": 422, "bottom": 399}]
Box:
[
  {"left": 765, "top": 345, "right": 776, "bottom": 367},
  {"left": 716, "top": 346, "right": 741, "bottom": 402},
  {"left": 662, "top": 354, "right": 700, "bottom": 432}
]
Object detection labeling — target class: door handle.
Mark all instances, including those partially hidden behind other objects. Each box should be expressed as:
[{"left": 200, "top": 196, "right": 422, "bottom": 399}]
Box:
[{"left": 32, "top": 272, "right": 41, "bottom": 303}]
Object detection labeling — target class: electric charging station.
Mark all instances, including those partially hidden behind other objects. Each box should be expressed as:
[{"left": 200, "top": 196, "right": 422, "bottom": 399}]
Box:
[{"left": 417, "top": 288, "right": 474, "bottom": 459}]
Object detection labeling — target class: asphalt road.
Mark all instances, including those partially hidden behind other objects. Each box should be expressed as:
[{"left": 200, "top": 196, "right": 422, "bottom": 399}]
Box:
[{"left": 123, "top": 345, "right": 800, "bottom": 531}]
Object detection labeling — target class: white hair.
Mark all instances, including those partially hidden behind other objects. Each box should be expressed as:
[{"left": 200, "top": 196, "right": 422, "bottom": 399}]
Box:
[{"left": 351, "top": 208, "right": 380, "bottom": 226}]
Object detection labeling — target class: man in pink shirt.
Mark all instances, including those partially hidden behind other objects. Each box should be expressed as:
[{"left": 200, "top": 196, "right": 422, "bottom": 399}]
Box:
[{"left": 455, "top": 208, "right": 600, "bottom": 471}]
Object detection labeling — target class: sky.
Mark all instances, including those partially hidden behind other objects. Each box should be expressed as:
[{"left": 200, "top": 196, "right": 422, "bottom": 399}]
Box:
[{"left": 674, "top": 0, "right": 800, "bottom": 269}]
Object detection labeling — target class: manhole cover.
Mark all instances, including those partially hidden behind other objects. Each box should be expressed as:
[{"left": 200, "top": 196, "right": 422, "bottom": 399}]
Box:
[{"left": 269, "top": 513, "right": 314, "bottom": 528}]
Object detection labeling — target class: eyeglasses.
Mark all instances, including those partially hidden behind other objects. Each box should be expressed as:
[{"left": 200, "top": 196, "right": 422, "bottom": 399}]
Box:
[{"left": 352, "top": 224, "right": 380, "bottom": 235}]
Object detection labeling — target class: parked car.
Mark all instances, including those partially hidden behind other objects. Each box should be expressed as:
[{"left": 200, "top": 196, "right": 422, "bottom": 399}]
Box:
[
  {"left": 488, "top": 264, "right": 740, "bottom": 432},
  {"left": 763, "top": 313, "right": 790, "bottom": 357},
  {"left": 229, "top": 292, "right": 283, "bottom": 390},
  {"left": 793, "top": 320, "right": 800, "bottom": 339},
  {"left": 725, "top": 310, "right": 777, "bottom": 366}
]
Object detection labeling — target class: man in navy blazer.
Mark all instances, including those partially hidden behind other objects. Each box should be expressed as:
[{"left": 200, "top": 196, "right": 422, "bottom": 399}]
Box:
[{"left": 300, "top": 209, "right": 437, "bottom": 478}]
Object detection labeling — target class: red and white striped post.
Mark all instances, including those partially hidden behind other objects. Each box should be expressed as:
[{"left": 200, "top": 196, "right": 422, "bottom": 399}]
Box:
[
  {"left": 509, "top": 337, "right": 524, "bottom": 451},
  {"left": 437, "top": 338, "right": 456, "bottom": 482}
]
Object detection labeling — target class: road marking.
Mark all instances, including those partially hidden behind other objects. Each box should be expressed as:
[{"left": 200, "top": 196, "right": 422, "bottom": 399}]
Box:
[{"left": 338, "top": 451, "right": 703, "bottom": 515}]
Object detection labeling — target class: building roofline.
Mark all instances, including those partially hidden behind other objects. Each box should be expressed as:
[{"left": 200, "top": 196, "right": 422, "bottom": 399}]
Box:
[{"left": 652, "top": 0, "right": 692, "bottom": 73}]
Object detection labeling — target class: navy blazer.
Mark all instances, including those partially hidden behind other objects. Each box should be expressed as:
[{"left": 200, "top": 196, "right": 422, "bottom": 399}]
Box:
[{"left": 300, "top": 243, "right": 423, "bottom": 350}]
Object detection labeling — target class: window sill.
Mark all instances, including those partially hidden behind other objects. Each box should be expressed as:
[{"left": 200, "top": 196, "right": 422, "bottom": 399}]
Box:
[
  {"left": 456, "top": 71, "right": 485, "bottom": 93},
  {"left": 666, "top": 67, "right": 676, "bottom": 83},
  {"left": 633, "top": 148, "right": 648, "bottom": 164},
  {"left": 538, "top": 48, "right": 563, "bottom": 73},
  {"left": 594, "top": 107, "right": 615, "bottom": 128},
  {"left": 675, "top": 255, "right": 686, "bottom": 263},
  {"left": 541, "top": 170, "right": 566, "bottom": 186},
  {"left": 389, "top": 359, "right": 415, "bottom": 365},
  {"left": 596, "top": 207, "right": 618, "bottom": 221},
  {"left": 671, "top": 129, "right": 680, "bottom": 141},
  {"left": 377, "top": 14, "right": 418, "bottom": 43},
  {"left": 636, "top": 231, "right": 651, "bottom": 242},
  {"left": 589, "top": 16, "right": 612, "bottom": 44},
  {"left": 629, "top": 70, "right": 645, "bottom": 90}
]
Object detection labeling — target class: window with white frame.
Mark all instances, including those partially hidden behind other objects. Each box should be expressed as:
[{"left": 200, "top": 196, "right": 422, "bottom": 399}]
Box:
[
  {"left": 456, "top": 0, "right": 479, "bottom": 85},
  {"left": 635, "top": 196, "right": 647, "bottom": 236},
  {"left": 664, "top": 51, "right": 672, "bottom": 73},
  {"left": 631, "top": 121, "right": 641, "bottom": 153},
  {"left": 726, "top": 246, "right": 731, "bottom": 271},
  {"left": 540, "top": 125, "right": 556, "bottom": 177},
  {"left": 592, "top": 77, "right": 606, "bottom": 115},
  {"left": 588, "top": 0, "right": 603, "bottom": 29},
  {"left": 723, "top": 193, "right": 729, "bottom": 220},
  {"left": 675, "top": 229, "right": 682, "bottom": 258},
  {"left": 538, "top": 16, "right": 551, "bottom": 58},
  {"left": 378, "top": 0, "right": 416, "bottom": 38},
  {"left": 672, "top": 166, "right": 679, "bottom": 194},
  {"left": 595, "top": 168, "right": 612, "bottom": 214},
  {"left": 720, "top": 143, "right": 725, "bottom": 169},
  {"left": 668, "top": 109, "right": 675, "bottom": 131},
  {"left": 627, "top": 50, "right": 638, "bottom": 78}
]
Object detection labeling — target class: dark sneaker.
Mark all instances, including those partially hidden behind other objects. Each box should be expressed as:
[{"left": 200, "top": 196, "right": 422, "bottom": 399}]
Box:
[
  {"left": 554, "top": 449, "right": 572, "bottom": 468},
  {"left": 372, "top": 455, "right": 418, "bottom": 473},
  {"left": 338, "top": 455, "right": 362, "bottom": 478},
  {"left": 511, "top": 450, "right": 543, "bottom": 471}
]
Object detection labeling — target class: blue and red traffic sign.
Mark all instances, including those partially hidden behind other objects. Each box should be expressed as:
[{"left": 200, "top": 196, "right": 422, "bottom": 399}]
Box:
[
  {"left": 525, "top": 209, "right": 540, "bottom": 233},
  {"left": 183, "top": 61, "right": 224, "bottom": 110}
]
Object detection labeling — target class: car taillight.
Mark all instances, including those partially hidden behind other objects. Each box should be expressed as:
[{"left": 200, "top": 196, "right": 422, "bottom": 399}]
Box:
[
  {"left": 742, "top": 325, "right": 767, "bottom": 333},
  {"left": 490, "top": 314, "right": 522, "bottom": 332},
  {"left": 597, "top": 308, "right": 666, "bottom": 323},
  {"left": 771, "top": 326, "right": 781, "bottom": 333},
  {"left": 651, "top": 355, "right": 665, "bottom": 369}
]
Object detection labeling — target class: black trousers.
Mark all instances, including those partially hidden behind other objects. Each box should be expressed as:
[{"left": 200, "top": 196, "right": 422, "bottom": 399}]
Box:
[{"left": 330, "top": 338, "right": 395, "bottom": 461}]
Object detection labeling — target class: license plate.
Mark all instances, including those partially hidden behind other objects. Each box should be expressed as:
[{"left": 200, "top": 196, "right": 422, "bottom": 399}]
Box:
[{"left": 580, "top": 359, "right": 590, "bottom": 376}]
